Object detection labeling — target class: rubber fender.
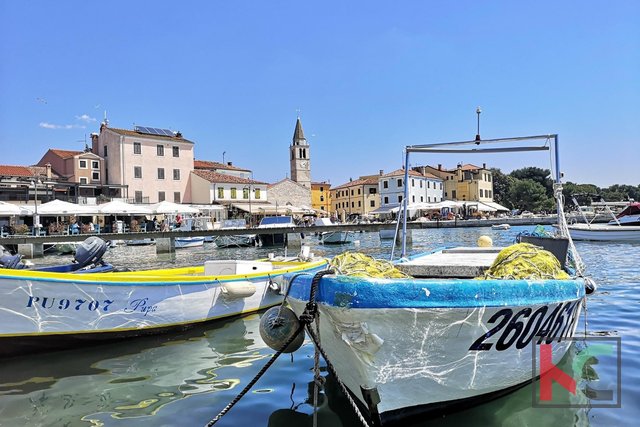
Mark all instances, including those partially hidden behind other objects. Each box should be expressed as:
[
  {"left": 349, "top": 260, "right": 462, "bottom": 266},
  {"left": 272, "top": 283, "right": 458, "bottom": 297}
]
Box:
[{"left": 221, "top": 281, "right": 257, "bottom": 298}]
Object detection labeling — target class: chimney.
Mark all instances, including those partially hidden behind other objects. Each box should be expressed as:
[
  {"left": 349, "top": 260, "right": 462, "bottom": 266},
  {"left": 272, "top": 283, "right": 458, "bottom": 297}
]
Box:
[
  {"left": 45, "top": 163, "right": 52, "bottom": 179},
  {"left": 483, "top": 163, "right": 486, "bottom": 169},
  {"left": 227, "top": 162, "right": 233, "bottom": 166},
  {"left": 175, "top": 131, "right": 182, "bottom": 138},
  {"left": 438, "top": 164, "right": 442, "bottom": 170},
  {"left": 379, "top": 169, "right": 384, "bottom": 176},
  {"left": 349, "top": 177, "right": 353, "bottom": 182},
  {"left": 457, "top": 163, "right": 462, "bottom": 169}
]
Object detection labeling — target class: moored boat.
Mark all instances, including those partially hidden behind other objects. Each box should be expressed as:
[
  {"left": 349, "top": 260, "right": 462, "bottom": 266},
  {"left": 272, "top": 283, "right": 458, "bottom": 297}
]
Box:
[
  {"left": 276, "top": 133, "right": 596, "bottom": 425},
  {"left": 175, "top": 236, "right": 206, "bottom": 248},
  {"left": 0, "top": 256, "right": 327, "bottom": 357},
  {"left": 564, "top": 223, "right": 640, "bottom": 241},
  {"left": 212, "top": 219, "right": 256, "bottom": 248},
  {"left": 607, "top": 202, "right": 640, "bottom": 226},
  {"left": 491, "top": 223, "right": 511, "bottom": 230},
  {"left": 257, "top": 215, "right": 296, "bottom": 247},
  {"left": 314, "top": 218, "right": 353, "bottom": 244}
]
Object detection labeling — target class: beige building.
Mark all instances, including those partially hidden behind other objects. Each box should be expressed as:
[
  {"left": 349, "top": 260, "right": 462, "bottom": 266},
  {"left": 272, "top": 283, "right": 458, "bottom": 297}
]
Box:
[
  {"left": 190, "top": 170, "right": 267, "bottom": 205},
  {"left": 419, "top": 163, "right": 493, "bottom": 202},
  {"left": 268, "top": 178, "right": 312, "bottom": 211},
  {"left": 330, "top": 175, "right": 379, "bottom": 219},
  {"left": 91, "top": 123, "right": 195, "bottom": 203}
]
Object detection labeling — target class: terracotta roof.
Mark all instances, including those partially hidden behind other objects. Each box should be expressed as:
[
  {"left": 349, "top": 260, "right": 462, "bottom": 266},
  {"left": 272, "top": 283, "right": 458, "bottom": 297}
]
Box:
[
  {"left": 0, "top": 165, "right": 37, "bottom": 177},
  {"left": 104, "top": 127, "right": 195, "bottom": 144},
  {"left": 194, "top": 159, "right": 250, "bottom": 172},
  {"left": 381, "top": 168, "right": 426, "bottom": 178},
  {"left": 49, "top": 149, "right": 83, "bottom": 159},
  {"left": 446, "top": 163, "right": 486, "bottom": 172},
  {"left": 332, "top": 176, "right": 379, "bottom": 190},
  {"left": 192, "top": 169, "right": 266, "bottom": 185}
]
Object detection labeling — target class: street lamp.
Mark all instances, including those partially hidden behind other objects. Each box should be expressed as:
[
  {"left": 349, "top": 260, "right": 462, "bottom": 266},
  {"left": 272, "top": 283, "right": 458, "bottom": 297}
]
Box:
[{"left": 31, "top": 178, "right": 42, "bottom": 235}]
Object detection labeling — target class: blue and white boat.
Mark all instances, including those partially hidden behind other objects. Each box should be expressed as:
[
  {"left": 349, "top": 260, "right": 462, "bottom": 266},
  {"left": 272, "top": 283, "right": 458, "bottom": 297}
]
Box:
[
  {"left": 213, "top": 219, "right": 256, "bottom": 248},
  {"left": 314, "top": 218, "right": 353, "bottom": 244},
  {"left": 257, "top": 215, "right": 296, "bottom": 247},
  {"left": 283, "top": 134, "right": 596, "bottom": 425}
]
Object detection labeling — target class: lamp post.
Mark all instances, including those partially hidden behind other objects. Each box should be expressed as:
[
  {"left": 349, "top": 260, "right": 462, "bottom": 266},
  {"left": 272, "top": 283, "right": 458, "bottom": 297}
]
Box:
[
  {"left": 32, "top": 178, "right": 42, "bottom": 235},
  {"left": 475, "top": 107, "right": 482, "bottom": 142}
]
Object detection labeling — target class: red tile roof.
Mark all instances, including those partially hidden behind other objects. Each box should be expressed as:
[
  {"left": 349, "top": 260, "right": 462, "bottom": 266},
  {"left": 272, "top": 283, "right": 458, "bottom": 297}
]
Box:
[
  {"left": 49, "top": 149, "right": 83, "bottom": 159},
  {"left": 193, "top": 169, "right": 266, "bottom": 185},
  {"left": 194, "top": 159, "right": 250, "bottom": 172},
  {"left": 105, "top": 127, "right": 195, "bottom": 144},
  {"left": 0, "top": 165, "right": 37, "bottom": 177},
  {"left": 332, "top": 176, "right": 379, "bottom": 190},
  {"left": 382, "top": 168, "right": 426, "bottom": 178}
]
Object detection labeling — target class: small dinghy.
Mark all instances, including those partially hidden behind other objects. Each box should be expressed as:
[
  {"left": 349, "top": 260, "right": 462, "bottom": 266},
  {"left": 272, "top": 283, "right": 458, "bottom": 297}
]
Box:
[{"left": 491, "top": 223, "right": 511, "bottom": 230}]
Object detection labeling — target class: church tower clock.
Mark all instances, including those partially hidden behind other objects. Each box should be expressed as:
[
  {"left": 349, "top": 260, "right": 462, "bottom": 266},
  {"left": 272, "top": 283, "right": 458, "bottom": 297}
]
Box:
[{"left": 289, "top": 117, "right": 311, "bottom": 188}]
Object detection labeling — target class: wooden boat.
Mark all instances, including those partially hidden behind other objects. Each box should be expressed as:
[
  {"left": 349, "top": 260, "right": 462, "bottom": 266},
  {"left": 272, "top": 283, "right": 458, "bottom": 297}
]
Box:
[
  {"left": 0, "top": 257, "right": 327, "bottom": 357},
  {"left": 213, "top": 219, "right": 256, "bottom": 248},
  {"left": 281, "top": 134, "right": 596, "bottom": 425}
]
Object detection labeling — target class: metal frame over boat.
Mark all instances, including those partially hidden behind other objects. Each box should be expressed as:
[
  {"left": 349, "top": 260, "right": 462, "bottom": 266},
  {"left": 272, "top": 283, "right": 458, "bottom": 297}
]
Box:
[
  {"left": 0, "top": 257, "right": 327, "bottom": 357},
  {"left": 284, "top": 134, "right": 595, "bottom": 425}
]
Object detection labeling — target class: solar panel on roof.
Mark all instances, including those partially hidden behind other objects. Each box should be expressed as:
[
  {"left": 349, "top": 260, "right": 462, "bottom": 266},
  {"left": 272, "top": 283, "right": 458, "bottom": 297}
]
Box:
[{"left": 135, "top": 126, "right": 177, "bottom": 137}]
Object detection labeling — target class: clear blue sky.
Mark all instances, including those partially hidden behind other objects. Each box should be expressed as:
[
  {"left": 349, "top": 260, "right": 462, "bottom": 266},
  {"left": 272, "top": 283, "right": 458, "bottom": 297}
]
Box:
[{"left": 1, "top": 1, "right": 638, "bottom": 187}]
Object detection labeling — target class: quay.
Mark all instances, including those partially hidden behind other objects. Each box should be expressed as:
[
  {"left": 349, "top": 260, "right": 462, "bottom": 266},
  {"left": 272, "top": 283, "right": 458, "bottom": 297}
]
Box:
[{"left": 1, "top": 216, "right": 559, "bottom": 258}]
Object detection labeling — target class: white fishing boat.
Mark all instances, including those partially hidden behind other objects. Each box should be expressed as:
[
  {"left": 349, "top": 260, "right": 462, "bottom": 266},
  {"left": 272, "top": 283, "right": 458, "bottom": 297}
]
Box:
[
  {"left": 175, "top": 236, "right": 206, "bottom": 248},
  {"left": 257, "top": 216, "right": 296, "bottom": 247},
  {"left": 213, "top": 219, "right": 256, "bottom": 248},
  {"left": 314, "top": 218, "right": 353, "bottom": 244},
  {"left": 564, "top": 223, "right": 640, "bottom": 242},
  {"left": 491, "top": 223, "right": 511, "bottom": 230},
  {"left": 608, "top": 202, "right": 640, "bottom": 226},
  {"left": 280, "top": 134, "right": 596, "bottom": 425},
  {"left": 0, "top": 256, "right": 328, "bottom": 357}
]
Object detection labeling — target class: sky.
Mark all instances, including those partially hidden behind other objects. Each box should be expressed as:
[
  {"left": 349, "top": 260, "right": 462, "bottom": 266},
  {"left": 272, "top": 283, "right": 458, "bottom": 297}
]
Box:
[{"left": 1, "top": 1, "right": 638, "bottom": 188}]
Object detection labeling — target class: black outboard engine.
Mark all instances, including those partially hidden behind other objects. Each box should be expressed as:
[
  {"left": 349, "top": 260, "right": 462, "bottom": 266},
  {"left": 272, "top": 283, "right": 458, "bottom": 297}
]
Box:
[
  {"left": 74, "top": 237, "right": 109, "bottom": 268},
  {"left": 0, "top": 253, "right": 26, "bottom": 269}
]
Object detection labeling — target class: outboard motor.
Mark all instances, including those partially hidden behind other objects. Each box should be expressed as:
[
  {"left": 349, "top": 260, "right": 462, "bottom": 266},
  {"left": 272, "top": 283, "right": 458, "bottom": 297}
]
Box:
[
  {"left": 0, "top": 253, "right": 26, "bottom": 269},
  {"left": 74, "top": 237, "right": 109, "bottom": 268}
]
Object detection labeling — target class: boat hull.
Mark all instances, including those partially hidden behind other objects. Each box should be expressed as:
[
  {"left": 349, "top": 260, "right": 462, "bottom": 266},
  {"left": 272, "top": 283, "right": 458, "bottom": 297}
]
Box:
[
  {"left": 286, "top": 274, "right": 585, "bottom": 423},
  {"left": 567, "top": 224, "right": 640, "bottom": 241},
  {"left": 175, "top": 237, "right": 205, "bottom": 248},
  {"left": 0, "top": 259, "right": 327, "bottom": 357},
  {"left": 213, "top": 234, "right": 256, "bottom": 248},
  {"left": 321, "top": 231, "right": 353, "bottom": 244}
]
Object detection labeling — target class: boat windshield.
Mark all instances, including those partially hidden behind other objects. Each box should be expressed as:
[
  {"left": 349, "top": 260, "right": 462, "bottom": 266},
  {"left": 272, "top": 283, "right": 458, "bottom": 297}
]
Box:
[
  {"left": 221, "top": 219, "right": 247, "bottom": 229},
  {"left": 259, "top": 216, "right": 293, "bottom": 226},
  {"left": 616, "top": 203, "right": 640, "bottom": 218}
]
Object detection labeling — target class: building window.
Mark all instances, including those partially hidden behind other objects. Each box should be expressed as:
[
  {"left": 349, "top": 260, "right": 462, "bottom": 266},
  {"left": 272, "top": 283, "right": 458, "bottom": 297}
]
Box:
[
  {"left": 412, "top": 196, "right": 415, "bottom": 202},
  {"left": 79, "top": 177, "right": 88, "bottom": 184},
  {"left": 92, "top": 171, "right": 100, "bottom": 181},
  {"left": 173, "top": 169, "right": 180, "bottom": 180},
  {"left": 103, "top": 146, "right": 108, "bottom": 157},
  {"left": 369, "top": 188, "right": 377, "bottom": 194},
  {"left": 217, "top": 187, "right": 224, "bottom": 199},
  {"left": 384, "top": 196, "right": 389, "bottom": 204},
  {"left": 351, "top": 202, "right": 354, "bottom": 208},
  {"left": 243, "top": 188, "right": 249, "bottom": 199},
  {"left": 383, "top": 181, "right": 388, "bottom": 189},
  {"left": 135, "top": 191, "right": 143, "bottom": 203},
  {"left": 440, "top": 183, "right": 443, "bottom": 189},
  {"left": 421, "top": 196, "right": 424, "bottom": 202},
  {"left": 427, "top": 181, "right": 431, "bottom": 189},
  {"left": 173, "top": 146, "right": 179, "bottom": 157},
  {"left": 397, "top": 179, "right": 402, "bottom": 187},
  {"left": 398, "top": 195, "right": 402, "bottom": 203},
  {"left": 134, "top": 166, "right": 142, "bottom": 179},
  {"left": 134, "top": 142, "right": 141, "bottom": 154},
  {"left": 428, "top": 196, "right": 431, "bottom": 202},
  {"left": 320, "top": 186, "right": 324, "bottom": 192},
  {"left": 255, "top": 189, "right": 261, "bottom": 199},
  {"left": 230, "top": 188, "right": 237, "bottom": 199},
  {"left": 320, "top": 196, "right": 324, "bottom": 201},
  {"left": 79, "top": 160, "right": 87, "bottom": 169},
  {"left": 357, "top": 201, "right": 360, "bottom": 207},
  {"left": 91, "top": 160, "right": 99, "bottom": 169},
  {"left": 370, "top": 200, "right": 375, "bottom": 207},
  {"left": 156, "top": 168, "right": 164, "bottom": 180},
  {"left": 420, "top": 181, "right": 423, "bottom": 188},
  {"left": 357, "top": 188, "right": 361, "bottom": 195},
  {"left": 174, "top": 192, "right": 181, "bottom": 203},
  {"left": 351, "top": 190, "right": 354, "bottom": 196},
  {"left": 157, "top": 145, "right": 164, "bottom": 156},
  {"left": 412, "top": 179, "right": 415, "bottom": 187},
  {"left": 158, "top": 191, "right": 165, "bottom": 202},
  {"left": 480, "top": 189, "right": 484, "bottom": 197}
]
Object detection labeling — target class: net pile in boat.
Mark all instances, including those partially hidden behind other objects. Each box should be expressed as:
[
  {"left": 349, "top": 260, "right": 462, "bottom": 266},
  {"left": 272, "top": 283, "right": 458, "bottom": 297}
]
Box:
[
  {"left": 477, "top": 243, "right": 570, "bottom": 280},
  {"left": 330, "top": 252, "right": 411, "bottom": 278}
]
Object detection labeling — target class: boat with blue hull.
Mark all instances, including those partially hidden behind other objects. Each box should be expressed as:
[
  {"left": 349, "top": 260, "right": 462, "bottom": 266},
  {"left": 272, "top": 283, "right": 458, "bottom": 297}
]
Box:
[
  {"left": 280, "top": 134, "right": 596, "bottom": 425},
  {"left": 0, "top": 257, "right": 327, "bottom": 357}
]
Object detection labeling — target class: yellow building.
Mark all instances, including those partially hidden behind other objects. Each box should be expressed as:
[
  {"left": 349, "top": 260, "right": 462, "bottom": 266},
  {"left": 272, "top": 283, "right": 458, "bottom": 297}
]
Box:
[
  {"left": 311, "top": 181, "right": 331, "bottom": 216},
  {"left": 330, "top": 175, "right": 379, "bottom": 219},
  {"left": 419, "top": 163, "right": 493, "bottom": 202}
]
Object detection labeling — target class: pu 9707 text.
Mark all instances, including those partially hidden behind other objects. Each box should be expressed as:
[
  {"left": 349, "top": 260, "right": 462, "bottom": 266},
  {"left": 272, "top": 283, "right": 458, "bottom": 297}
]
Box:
[{"left": 27, "top": 296, "right": 114, "bottom": 312}]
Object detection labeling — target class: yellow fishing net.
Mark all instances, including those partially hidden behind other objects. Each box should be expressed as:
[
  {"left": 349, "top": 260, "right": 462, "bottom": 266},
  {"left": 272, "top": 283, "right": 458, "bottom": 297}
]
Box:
[
  {"left": 330, "top": 252, "right": 410, "bottom": 279},
  {"left": 478, "top": 243, "right": 570, "bottom": 280}
]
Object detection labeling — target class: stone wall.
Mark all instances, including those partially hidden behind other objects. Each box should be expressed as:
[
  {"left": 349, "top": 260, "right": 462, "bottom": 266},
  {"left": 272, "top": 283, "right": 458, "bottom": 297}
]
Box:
[{"left": 268, "top": 179, "right": 311, "bottom": 208}]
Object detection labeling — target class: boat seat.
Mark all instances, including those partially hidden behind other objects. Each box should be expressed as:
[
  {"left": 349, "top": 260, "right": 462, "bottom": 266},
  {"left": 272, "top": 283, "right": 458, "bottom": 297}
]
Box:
[{"left": 397, "top": 247, "right": 503, "bottom": 278}]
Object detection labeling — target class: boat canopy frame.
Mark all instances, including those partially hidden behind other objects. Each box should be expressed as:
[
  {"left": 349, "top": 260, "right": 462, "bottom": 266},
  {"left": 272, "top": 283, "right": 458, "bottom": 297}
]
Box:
[{"left": 399, "top": 134, "right": 561, "bottom": 258}]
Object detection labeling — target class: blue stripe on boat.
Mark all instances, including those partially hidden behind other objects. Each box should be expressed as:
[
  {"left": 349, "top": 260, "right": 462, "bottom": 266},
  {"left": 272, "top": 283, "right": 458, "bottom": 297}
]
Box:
[{"left": 285, "top": 274, "right": 585, "bottom": 309}]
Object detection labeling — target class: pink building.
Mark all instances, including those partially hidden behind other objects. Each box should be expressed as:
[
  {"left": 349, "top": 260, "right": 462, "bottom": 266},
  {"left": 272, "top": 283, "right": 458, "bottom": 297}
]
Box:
[{"left": 91, "top": 123, "right": 195, "bottom": 203}]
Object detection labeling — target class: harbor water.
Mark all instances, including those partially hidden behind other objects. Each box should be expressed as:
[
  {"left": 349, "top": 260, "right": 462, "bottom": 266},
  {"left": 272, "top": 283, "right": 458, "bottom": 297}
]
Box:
[{"left": 0, "top": 226, "right": 638, "bottom": 426}]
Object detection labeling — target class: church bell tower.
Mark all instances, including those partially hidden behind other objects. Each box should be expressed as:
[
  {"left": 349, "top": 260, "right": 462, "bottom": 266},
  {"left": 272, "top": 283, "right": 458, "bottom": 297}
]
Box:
[{"left": 289, "top": 117, "right": 311, "bottom": 188}]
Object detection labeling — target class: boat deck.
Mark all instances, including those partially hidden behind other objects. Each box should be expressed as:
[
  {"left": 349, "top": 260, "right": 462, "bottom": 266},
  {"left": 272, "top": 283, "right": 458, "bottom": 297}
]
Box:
[{"left": 397, "top": 247, "right": 503, "bottom": 278}]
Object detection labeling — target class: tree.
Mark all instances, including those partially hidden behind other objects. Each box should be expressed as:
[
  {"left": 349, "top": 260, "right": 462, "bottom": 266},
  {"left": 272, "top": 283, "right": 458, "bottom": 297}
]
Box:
[
  {"left": 489, "top": 168, "right": 516, "bottom": 209},
  {"left": 510, "top": 167, "right": 553, "bottom": 197},
  {"left": 509, "top": 179, "right": 551, "bottom": 212}
]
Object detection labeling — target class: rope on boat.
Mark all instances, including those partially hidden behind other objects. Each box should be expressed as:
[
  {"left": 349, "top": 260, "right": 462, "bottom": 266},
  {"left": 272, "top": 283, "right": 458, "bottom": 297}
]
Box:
[{"left": 204, "top": 269, "right": 377, "bottom": 427}]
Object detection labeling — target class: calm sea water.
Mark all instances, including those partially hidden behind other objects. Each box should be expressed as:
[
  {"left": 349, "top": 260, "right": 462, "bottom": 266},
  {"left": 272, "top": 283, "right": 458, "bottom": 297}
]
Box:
[{"left": 0, "top": 226, "right": 638, "bottom": 427}]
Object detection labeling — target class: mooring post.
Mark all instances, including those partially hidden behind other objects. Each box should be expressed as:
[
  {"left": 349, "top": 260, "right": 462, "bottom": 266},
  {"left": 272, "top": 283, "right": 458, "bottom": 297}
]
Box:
[{"left": 155, "top": 237, "right": 175, "bottom": 254}]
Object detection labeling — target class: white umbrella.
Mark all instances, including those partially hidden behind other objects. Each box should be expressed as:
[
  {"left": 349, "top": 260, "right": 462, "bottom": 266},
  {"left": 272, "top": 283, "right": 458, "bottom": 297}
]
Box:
[
  {"left": 151, "top": 201, "right": 199, "bottom": 214},
  {"left": 98, "top": 200, "right": 152, "bottom": 215},
  {"left": 37, "top": 199, "right": 98, "bottom": 215},
  {"left": 0, "top": 201, "right": 22, "bottom": 216}
]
